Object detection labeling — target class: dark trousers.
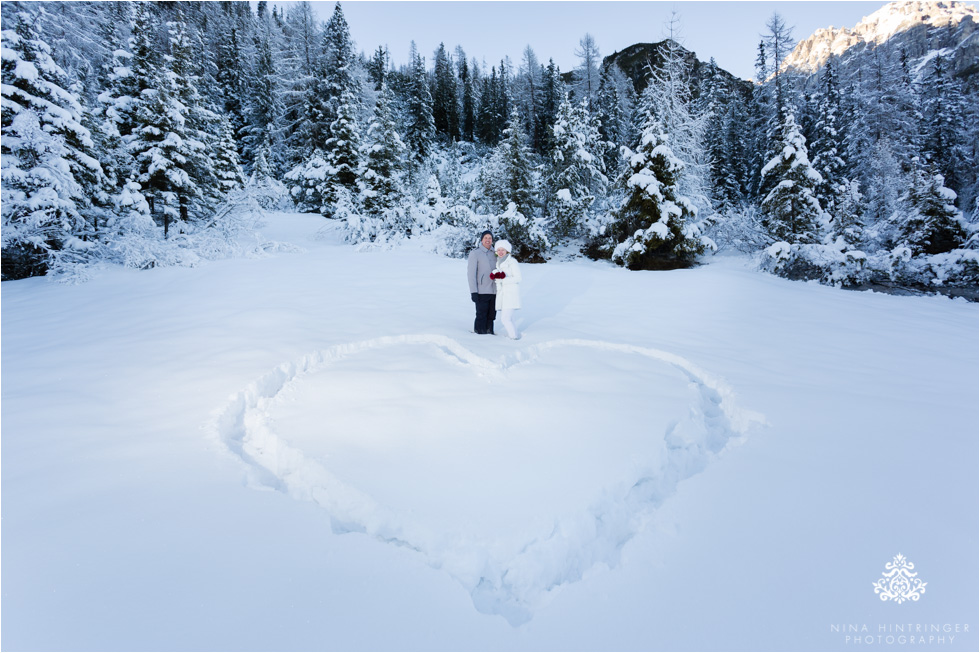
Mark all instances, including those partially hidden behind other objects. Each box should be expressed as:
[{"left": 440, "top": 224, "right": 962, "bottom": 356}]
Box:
[{"left": 474, "top": 293, "right": 496, "bottom": 334}]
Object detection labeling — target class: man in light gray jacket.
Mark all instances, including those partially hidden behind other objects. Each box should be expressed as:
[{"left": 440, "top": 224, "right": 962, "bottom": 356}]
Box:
[{"left": 467, "top": 230, "right": 497, "bottom": 334}]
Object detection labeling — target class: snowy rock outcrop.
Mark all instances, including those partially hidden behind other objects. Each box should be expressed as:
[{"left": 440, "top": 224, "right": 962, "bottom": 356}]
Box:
[{"left": 782, "top": 1, "right": 979, "bottom": 77}]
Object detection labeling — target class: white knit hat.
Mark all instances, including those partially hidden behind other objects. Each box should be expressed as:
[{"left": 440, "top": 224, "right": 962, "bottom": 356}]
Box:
[{"left": 494, "top": 239, "right": 512, "bottom": 253}]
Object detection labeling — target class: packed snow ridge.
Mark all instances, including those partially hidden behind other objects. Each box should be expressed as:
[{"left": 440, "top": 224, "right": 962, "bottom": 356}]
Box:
[
  {"left": 782, "top": 0, "right": 979, "bottom": 73},
  {"left": 206, "top": 334, "right": 765, "bottom": 626}
]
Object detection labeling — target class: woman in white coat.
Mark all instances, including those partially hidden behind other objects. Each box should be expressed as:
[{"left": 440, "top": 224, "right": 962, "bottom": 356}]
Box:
[{"left": 490, "top": 240, "right": 522, "bottom": 339}]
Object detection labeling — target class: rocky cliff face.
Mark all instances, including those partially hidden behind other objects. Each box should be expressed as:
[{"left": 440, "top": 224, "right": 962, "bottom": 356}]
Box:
[
  {"left": 597, "top": 40, "right": 752, "bottom": 98},
  {"left": 783, "top": 1, "right": 978, "bottom": 79}
]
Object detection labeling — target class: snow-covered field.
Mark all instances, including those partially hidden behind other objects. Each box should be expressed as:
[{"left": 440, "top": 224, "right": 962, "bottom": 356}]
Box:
[{"left": 2, "top": 212, "right": 977, "bottom": 651}]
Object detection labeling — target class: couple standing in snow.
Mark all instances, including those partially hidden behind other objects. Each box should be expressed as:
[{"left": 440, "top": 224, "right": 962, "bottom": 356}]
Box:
[{"left": 467, "top": 230, "right": 522, "bottom": 339}]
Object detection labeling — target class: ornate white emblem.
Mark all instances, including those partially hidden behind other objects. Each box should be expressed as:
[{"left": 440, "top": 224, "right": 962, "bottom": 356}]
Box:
[{"left": 873, "top": 554, "right": 927, "bottom": 603}]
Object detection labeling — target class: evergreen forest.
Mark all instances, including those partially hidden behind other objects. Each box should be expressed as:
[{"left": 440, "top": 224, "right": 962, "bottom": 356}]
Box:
[{"left": 2, "top": 1, "right": 977, "bottom": 295}]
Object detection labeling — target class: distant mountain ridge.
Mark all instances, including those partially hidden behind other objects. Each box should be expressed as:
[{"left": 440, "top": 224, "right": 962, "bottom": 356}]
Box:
[{"left": 782, "top": 0, "right": 979, "bottom": 77}]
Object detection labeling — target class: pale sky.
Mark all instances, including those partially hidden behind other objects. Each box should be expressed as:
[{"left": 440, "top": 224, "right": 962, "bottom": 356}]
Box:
[{"left": 288, "top": 0, "right": 921, "bottom": 81}]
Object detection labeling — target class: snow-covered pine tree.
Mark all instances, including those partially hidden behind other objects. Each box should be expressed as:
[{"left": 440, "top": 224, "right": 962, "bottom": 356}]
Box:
[
  {"left": 103, "top": 176, "right": 160, "bottom": 269},
  {"left": 214, "top": 117, "right": 247, "bottom": 195},
  {"left": 809, "top": 58, "right": 847, "bottom": 217},
  {"left": 595, "top": 65, "right": 624, "bottom": 175},
  {"left": 745, "top": 40, "right": 771, "bottom": 200},
  {"left": 167, "top": 17, "right": 220, "bottom": 217},
  {"left": 516, "top": 46, "right": 542, "bottom": 152},
  {"left": 284, "top": 150, "right": 331, "bottom": 214},
  {"left": 280, "top": 1, "right": 322, "bottom": 166},
  {"left": 639, "top": 28, "right": 713, "bottom": 217},
  {"left": 476, "top": 69, "right": 498, "bottom": 145},
  {"left": 213, "top": 2, "right": 250, "bottom": 148},
  {"left": 15, "top": 5, "right": 112, "bottom": 214},
  {"left": 862, "top": 139, "right": 907, "bottom": 245},
  {"left": 126, "top": 12, "right": 206, "bottom": 237},
  {"left": 897, "top": 167, "right": 968, "bottom": 256},
  {"left": 244, "top": 22, "right": 282, "bottom": 176},
  {"left": 917, "top": 53, "right": 972, "bottom": 214},
  {"left": 697, "top": 58, "right": 731, "bottom": 209},
  {"left": 601, "top": 114, "right": 705, "bottom": 270},
  {"left": 476, "top": 60, "right": 513, "bottom": 147},
  {"left": 892, "top": 48, "right": 924, "bottom": 165},
  {"left": 322, "top": 1, "right": 359, "bottom": 122},
  {"left": 405, "top": 42, "right": 435, "bottom": 172},
  {"left": 418, "top": 172, "right": 449, "bottom": 234},
  {"left": 186, "top": 4, "right": 224, "bottom": 133},
  {"left": 844, "top": 46, "right": 920, "bottom": 229},
  {"left": 495, "top": 58, "right": 513, "bottom": 138},
  {"left": 432, "top": 42, "right": 459, "bottom": 141},
  {"left": 322, "top": 86, "right": 361, "bottom": 216},
  {"left": 25, "top": 1, "right": 106, "bottom": 94},
  {"left": 95, "top": 2, "right": 138, "bottom": 188},
  {"left": 480, "top": 108, "right": 547, "bottom": 260},
  {"left": 548, "top": 95, "right": 607, "bottom": 241},
  {"left": 71, "top": 87, "right": 114, "bottom": 233},
  {"left": 251, "top": 131, "right": 275, "bottom": 180},
  {"left": 439, "top": 139, "right": 466, "bottom": 206},
  {"left": 753, "top": 14, "right": 802, "bottom": 205},
  {"left": 359, "top": 78, "right": 405, "bottom": 216},
  {"left": 829, "top": 179, "right": 864, "bottom": 249},
  {"left": 460, "top": 55, "right": 477, "bottom": 142},
  {"left": 285, "top": 3, "right": 363, "bottom": 218},
  {"left": 367, "top": 45, "right": 388, "bottom": 91},
  {"left": 498, "top": 108, "right": 535, "bottom": 219},
  {"left": 718, "top": 97, "right": 752, "bottom": 209},
  {"left": 123, "top": 2, "right": 161, "bottom": 129},
  {"left": 1, "top": 12, "right": 103, "bottom": 279},
  {"left": 537, "top": 59, "right": 564, "bottom": 155},
  {"left": 302, "top": 37, "right": 332, "bottom": 155},
  {"left": 759, "top": 112, "right": 825, "bottom": 245}
]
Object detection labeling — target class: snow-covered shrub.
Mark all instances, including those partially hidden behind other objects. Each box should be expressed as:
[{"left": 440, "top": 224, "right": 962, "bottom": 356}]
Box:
[
  {"left": 433, "top": 205, "right": 496, "bottom": 258},
  {"left": 920, "top": 250, "right": 979, "bottom": 287},
  {"left": 285, "top": 151, "right": 332, "bottom": 214},
  {"left": 550, "top": 187, "right": 590, "bottom": 242},
  {"left": 100, "top": 180, "right": 163, "bottom": 270},
  {"left": 413, "top": 204, "right": 497, "bottom": 258},
  {"left": 343, "top": 209, "right": 381, "bottom": 245},
  {"left": 896, "top": 170, "right": 970, "bottom": 256},
  {"left": 703, "top": 205, "right": 771, "bottom": 254},
  {"left": 867, "top": 246, "right": 978, "bottom": 290},
  {"left": 759, "top": 239, "right": 870, "bottom": 287},
  {"left": 580, "top": 206, "right": 617, "bottom": 243},
  {"left": 244, "top": 171, "right": 290, "bottom": 211},
  {"left": 497, "top": 202, "right": 549, "bottom": 262},
  {"left": 761, "top": 238, "right": 979, "bottom": 296},
  {"left": 46, "top": 178, "right": 295, "bottom": 282},
  {"left": 339, "top": 187, "right": 381, "bottom": 244},
  {"left": 963, "top": 212, "right": 979, "bottom": 251}
]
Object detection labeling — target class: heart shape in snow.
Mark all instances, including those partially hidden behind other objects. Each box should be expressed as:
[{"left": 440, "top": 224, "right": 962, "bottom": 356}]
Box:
[{"left": 206, "top": 335, "right": 764, "bottom": 626}]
